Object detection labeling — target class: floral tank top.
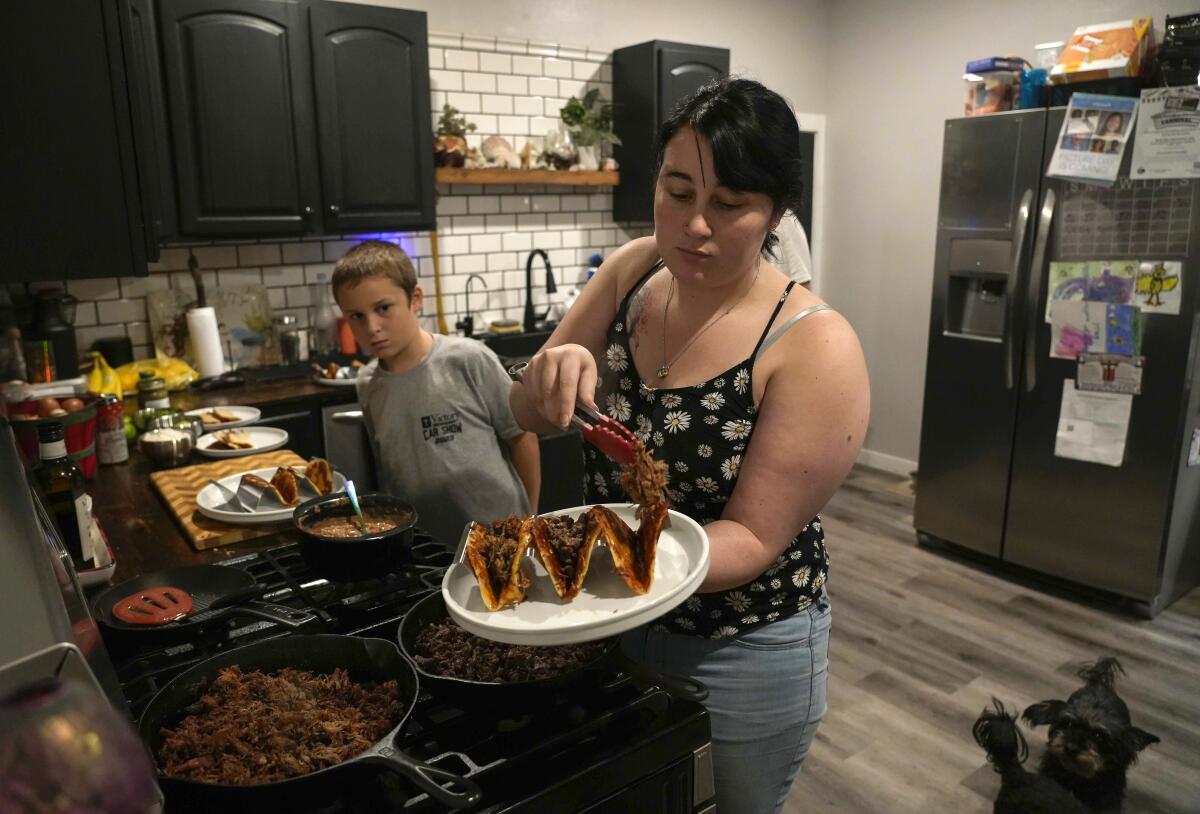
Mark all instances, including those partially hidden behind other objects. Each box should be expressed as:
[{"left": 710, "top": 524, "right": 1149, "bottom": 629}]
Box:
[{"left": 584, "top": 262, "right": 829, "bottom": 639}]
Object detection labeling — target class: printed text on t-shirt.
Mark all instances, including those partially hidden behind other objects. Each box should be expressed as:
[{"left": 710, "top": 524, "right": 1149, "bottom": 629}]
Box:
[{"left": 421, "top": 412, "right": 462, "bottom": 444}]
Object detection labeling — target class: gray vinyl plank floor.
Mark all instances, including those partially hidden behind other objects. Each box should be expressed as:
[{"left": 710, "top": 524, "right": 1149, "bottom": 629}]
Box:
[{"left": 783, "top": 466, "right": 1200, "bottom": 814}]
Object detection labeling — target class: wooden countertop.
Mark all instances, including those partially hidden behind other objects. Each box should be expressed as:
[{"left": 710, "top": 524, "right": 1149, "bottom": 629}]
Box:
[{"left": 92, "top": 374, "right": 356, "bottom": 583}]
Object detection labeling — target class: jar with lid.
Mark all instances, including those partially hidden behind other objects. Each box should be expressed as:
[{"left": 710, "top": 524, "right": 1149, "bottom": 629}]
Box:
[
  {"left": 275, "top": 313, "right": 308, "bottom": 365},
  {"left": 136, "top": 371, "right": 169, "bottom": 411},
  {"left": 96, "top": 393, "right": 129, "bottom": 464}
]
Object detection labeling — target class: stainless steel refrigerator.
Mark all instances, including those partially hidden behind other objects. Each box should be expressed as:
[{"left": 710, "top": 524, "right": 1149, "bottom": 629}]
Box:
[{"left": 914, "top": 108, "right": 1200, "bottom": 617}]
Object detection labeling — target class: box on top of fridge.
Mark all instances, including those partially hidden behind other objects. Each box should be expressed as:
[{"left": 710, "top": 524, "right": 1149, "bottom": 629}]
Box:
[{"left": 1049, "top": 18, "right": 1154, "bottom": 84}]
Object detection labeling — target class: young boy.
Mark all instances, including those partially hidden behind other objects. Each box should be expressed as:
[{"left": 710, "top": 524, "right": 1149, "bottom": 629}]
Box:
[{"left": 332, "top": 240, "right": 539, "bottom": 548}]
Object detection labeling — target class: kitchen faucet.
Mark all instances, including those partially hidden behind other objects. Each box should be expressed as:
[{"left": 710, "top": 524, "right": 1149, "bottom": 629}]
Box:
[
  {"left": 523, "top": 249, "right": 557, "bottom": 333},
  {"left": 455, "top": 273, "right": 488, "bottom": 336}
]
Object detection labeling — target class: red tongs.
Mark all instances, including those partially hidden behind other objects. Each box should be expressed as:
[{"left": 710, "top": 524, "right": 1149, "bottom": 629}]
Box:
[{"left": 509, "top": 362, "right": 638, "bottom": 466}]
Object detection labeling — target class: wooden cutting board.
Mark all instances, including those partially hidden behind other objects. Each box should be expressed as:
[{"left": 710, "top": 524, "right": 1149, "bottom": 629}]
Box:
[{"left": 150, "top": 450, "right": 307, "bottom": 550}]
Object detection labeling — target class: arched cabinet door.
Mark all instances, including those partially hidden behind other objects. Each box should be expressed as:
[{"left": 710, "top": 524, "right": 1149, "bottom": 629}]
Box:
[
  {"left": 308, "top": 2, "right": 434, "bottom": 233},
  {"left": 158, "top": 0, "right": 319, "bottom": 236}
]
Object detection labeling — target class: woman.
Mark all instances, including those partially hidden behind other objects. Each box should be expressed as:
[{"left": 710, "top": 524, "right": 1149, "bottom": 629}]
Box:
[{"left": 510, "top": 78, "right": 869, "bottom": 814}]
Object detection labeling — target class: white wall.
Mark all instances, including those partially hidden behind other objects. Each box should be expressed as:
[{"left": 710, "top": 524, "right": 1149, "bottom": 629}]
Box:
[{"left": 823, "top": 0, "right": 1172, "bottom": 471}]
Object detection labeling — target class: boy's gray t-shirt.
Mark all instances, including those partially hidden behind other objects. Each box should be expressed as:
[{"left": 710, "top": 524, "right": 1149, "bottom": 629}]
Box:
[{"left": 355, "top": 334, "right": 529, "bottom": 547}]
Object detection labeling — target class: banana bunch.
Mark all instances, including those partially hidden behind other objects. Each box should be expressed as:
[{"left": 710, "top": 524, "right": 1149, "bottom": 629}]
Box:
[{"left": 86, "top": 351, "right": 123, "bottom": 399}]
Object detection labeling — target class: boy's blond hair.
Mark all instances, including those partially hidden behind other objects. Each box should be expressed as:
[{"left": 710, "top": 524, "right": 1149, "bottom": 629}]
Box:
[{"left": 332, "top": 240, "right": 417, "bottom": 300}]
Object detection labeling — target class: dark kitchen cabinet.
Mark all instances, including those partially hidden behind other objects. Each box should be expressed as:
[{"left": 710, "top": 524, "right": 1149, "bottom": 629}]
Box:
[
  {"left": 258, "top": 400, "right": 325, "bottom": 460},
  {"left": 147, "top": 0, "right": 433, "bottom": 239},
  {"left": 157, "top": 0, "right": 321, "bottom": 236},
  {"left": 612, "top": 40, "right": 729, "bottom": 223},
  {"left": 0, "top": 1, "right": 152, "bottom": 281},
  {"left": 309, "top": 3, "right": 434, "bottom": 233}
]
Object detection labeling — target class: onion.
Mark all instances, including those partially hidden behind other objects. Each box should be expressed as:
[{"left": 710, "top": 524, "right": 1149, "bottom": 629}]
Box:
[{"left": 0, "top": 679, "right": 160, "bottom": 812}]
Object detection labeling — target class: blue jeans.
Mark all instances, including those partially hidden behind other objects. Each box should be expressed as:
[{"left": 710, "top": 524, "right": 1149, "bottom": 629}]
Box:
[{"left": 622, "top": 593, "right": 831, "bottom": 814}]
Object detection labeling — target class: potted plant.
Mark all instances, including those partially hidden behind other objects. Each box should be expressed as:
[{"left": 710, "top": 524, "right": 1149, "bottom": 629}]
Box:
[
  {"left": 434, "top": 104, "right": 475, "bottom": 168},
  {"left": 559, "top": 89, "right": 620, "bottom": 170}
]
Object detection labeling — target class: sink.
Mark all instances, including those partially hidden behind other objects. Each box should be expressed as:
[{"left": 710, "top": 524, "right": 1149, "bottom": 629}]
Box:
[{"left": 480, "top": 329, "right": 554, "bottom": 362}]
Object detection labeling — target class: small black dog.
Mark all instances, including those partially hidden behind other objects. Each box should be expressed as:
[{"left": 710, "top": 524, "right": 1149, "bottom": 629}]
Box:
[
  {"left": 974, "top": 699, "right": 1092, "bottom": 813},
  {"left": 1022, "top": 657, "right": 1159, "bottom": 812}
]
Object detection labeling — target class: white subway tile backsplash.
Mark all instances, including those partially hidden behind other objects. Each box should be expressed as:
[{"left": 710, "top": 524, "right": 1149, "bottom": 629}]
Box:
[
  {"left": 514, "top": 96, "right": 543, "bottom": 116},
  {"left": 497, "top": 74, "right": 527, "bottom": 95},
  {"left": 323, "top": 240, "right": 357, "bottom": 261},
  {"left": 428, "top": 32, "right": 462, "bottom": 50},
  {"left": 127, "top": 321, "right": 151, "bottom": 345},
  {"left": 530, "top": 195, "right": 561, "bottom": 213},
  {"left": 561, "top": 229, "right": 587, "bottom": 248},
  {"left": 495, "top": 38, "right": 527, "bottom": 56},
  {"left": 455, "top": 254, "right": 487, "bottom": 274},
  {"left": 512, "top": 55, "right": 542, "bottom": 75},
  {"left": 430, "top": 69, "right": 463, "bottom": 92},
  {"left": 560, "top": 194, "right": 589, "bottom": 212},
  {"left": 217, "top": 268, "right": 262, "bottom": 287},
  {"left": 287, "top": 287, "right": 313, "bottom": 308},
  {"left": 543, "top": 97, "right": 566, "bottom": 117},
  {"left": 469, "top": 234, "right": 502, "bottom": 253},
  {"left": 485, "top": 214, "right": 516, "bottom": 231},
  {"left": 527, "top": 40, "right": 557, "bottom": 58},
  {"left": 527, "top": 76, "right": 557, "bottom": 97},
  {"left": 439, "top": 235, "right": 471, "bottom": 255},
  {"left": 487, "top": 252, "right": 516, "bottom": 272},
  {"left": 557, "top": 46, "right": 588, "bottom": 61},
  {"left": 304, "top": 263, "right": 335, "bottom": 285},
  {"left": 558, "top": 79, "right": 587, "bottom": 99},
  {"left": 516, "top": 213, "right": 546, "bottom": 231},
  {"left": 464, "top": 72, "right": 495, "bottom": 93},
  {"left": 73, "top": 302, "right": 97, "bottom": 327},
  {"left": 97, "top": 299, "right": 146, "bottom": 324},
  {"left": 446, "top": 92, "right": 481, "bottom": 113},
  {"left": 147, "top": 247, "right": 191, "bottom": 272},
  {"left": 170, "top": 270, "right": 216, "bottom": 293},
  {"left": 497, "top": 115, "right": 528, "bottom": 134},
  {"left": 281, "top": 241, "right": 323, "bottom": 264},
  {"left": 575, "top": 212, "right": 604, "bottom": 229},
  {"left": 502, "top": 232, "right": 532, "bottom": 252},
  {"left": 546, "top": 212, "right": 576, "bottom": 230},
  {"left": 500, "top": 195, "right": 532, "bottom": 214},
  {"left": 67, "top": 277, "right": 120, "bottom": 301},
  {"left": 468, "top": 195, "right": 501, "bottom": 215},
  {"left": 548, "top": 249, "right": 575, "bottom": 267},
  {"left": 450, "top": 215, "right": 486, "bottom": 234},
  {"left": 528, "top": 116, "right": 557, "bottom": 136},
  {"left": 436, "top": 196, "right": 469, "bottom": 215},
  {"left": 119, "top": 275, "right": 169, "bottom": 299},
  {"left": 573, "top": 61, "right": 600, "bottom": 80},
  {"left": 543, "top": 58, "right": 572, "bottom": 78},
  {"left": 481, "top": 95, "right": 513, "bottom": 115},
  {"left": 444, "top": 50, "right": 478, "bottom": 71},
  {"left": 479, "top": 52, "right": 511, "bottom": 73},
  {"left": 237, "top": 244, "right": 280, "bottom": 267},
  {"left": 191, "top": 245, "right": 239, "bottom": 268},
  {"left": 268, "top": 288, "right": 286, "bottom": 309},
  {"left": 261, "top": 265, "right": 305, "bottom": 287},
  {"left": 461, "top": 34, "right": 495, "bottom": 52},
  {"left": 428, "top": 47, "right": 444, "bottom": 70}
]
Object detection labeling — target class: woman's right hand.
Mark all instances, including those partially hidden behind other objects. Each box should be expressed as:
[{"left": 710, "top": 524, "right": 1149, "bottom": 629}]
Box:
[{"left": 521, "top": 343, "right": 598, "bottom": 429}]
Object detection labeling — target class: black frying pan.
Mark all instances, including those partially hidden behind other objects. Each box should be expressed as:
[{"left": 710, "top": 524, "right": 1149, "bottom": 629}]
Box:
[
  {"left": 138, "top": 634, "right": 481, "bottom": 811},
  {"left": 397, "top": 590, "right": 707, "bottom": 709},
  {"left": 91, "top": 565, "right": 315, "bottom": 640}
]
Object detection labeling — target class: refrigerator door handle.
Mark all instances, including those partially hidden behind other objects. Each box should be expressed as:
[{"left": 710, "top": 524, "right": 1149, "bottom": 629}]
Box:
[
  {"left": 1004, "top": 189, "right": 1035, "bottom": 390},
  {"left": 1024, "top": 187, "right": 1057, "bottom": 392}
]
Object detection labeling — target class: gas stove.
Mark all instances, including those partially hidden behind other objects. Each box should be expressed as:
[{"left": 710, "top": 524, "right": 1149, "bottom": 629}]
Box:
[{"left": 102, "top": 533, "right": 714, "bottom": 814}]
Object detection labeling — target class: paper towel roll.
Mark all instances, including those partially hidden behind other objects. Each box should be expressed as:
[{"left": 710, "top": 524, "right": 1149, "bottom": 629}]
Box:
[{"left": 186, "top": 307, "right": 225, "bottom": 378}]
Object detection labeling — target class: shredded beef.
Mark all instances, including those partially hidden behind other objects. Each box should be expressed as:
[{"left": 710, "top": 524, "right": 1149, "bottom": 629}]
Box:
[
  {"left": 414, "top": 619, "right": 607, "bottom": 682},
  {"left": 157, "top": 666, "right": 403, "bottom": 785},
  {"left": 616, "top": 443, "right": 668, "bottom": 519},
  {"left": 543, "top": 515, "right": 586, "bottom": 580},
  {"left": 481, "top": 516, "right": 524, "bottom": 589}
]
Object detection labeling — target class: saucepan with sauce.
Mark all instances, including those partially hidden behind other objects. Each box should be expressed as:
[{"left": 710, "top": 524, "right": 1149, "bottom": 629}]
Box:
[{"left": 293, "top": 492, "right": 418, "bottom": 581}]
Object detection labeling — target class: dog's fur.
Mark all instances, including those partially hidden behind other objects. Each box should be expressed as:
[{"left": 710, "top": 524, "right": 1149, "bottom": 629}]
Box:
[
  {"left": 1021, "top": 657, "right": 1159, "bottom": 812},
  {"left": 974, "top": 699, "right": 1092, "bottom": 813}
]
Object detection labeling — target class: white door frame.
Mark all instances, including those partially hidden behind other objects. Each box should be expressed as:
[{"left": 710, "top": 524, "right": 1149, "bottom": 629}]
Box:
[{"left": 795, "top": 112, "right": 826, "bottom": 294}]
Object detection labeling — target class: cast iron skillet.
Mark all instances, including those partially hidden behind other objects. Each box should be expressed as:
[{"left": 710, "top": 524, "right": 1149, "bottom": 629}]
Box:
[
  {"left": 91, "top": 565, "right": 315, "bottom": 642},
  {"left": 397, "top": 590, "right": 708, "bottom": 709},
  {"left": 138, "top": 634, "right": 482, "bottom": 811}
]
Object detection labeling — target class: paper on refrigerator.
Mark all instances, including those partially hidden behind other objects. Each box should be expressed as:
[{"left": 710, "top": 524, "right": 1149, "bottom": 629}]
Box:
[
  {"left": 1047, "top": 93, "right": 1138, "bottom": 186},
  {"left": 1055, "top": 380, "right": 1133, "bottom": 467},
  {"left": 1130, "top": 86, "right": 1200, "bottom": 180}
]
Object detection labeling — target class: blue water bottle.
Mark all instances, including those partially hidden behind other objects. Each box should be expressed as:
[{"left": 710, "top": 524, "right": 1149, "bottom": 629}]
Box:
[{"left": 1019, "top": 68, "right": 1047, "bottom": 109}]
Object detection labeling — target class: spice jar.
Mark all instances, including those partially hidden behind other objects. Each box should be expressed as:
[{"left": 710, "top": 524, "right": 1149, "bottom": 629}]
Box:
[
  {"left": 136, "top": 371, "right": 169, "bottom": 412},
  {"left": 96, "top": 393, "right": 129, "bottom": 464}
]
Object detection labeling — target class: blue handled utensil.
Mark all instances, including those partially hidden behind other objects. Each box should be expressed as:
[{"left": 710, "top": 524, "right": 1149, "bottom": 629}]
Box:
[{"left": 345, "top": 479, "right": 367, "bottom": 533}]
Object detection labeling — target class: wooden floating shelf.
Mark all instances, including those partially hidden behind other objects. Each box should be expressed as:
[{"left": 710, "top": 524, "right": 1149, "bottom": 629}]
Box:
[{"left": 435, "top": 168, "right": 619, "bottom": 186}]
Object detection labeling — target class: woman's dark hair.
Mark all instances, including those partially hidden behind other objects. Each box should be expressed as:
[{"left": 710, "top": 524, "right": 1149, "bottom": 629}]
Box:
[
  {"left": 1102, "top": 111, "right": 1125, "bottom": 133},
  {"left": 654, "top": 77, "right": 803, "bottom": 256}
]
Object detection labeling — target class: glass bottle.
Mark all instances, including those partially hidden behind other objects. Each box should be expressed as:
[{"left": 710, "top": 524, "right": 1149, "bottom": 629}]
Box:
[
  {"left": 312, "top": 273, "right": 338, "bottom": 357},
  {"left": 36, "top": 422, "right": 89, "bottom": 570}
]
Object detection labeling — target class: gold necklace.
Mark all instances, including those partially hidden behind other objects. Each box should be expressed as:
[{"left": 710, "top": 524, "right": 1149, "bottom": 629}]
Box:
[{"left": 658, "top": 265, "right": 761, "bottom": 379}]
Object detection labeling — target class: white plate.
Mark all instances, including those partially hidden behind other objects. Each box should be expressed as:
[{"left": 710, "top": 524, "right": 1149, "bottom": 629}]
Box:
[
  {"left": 194, "top": 426, "right": 289, "bottom": 458},
  {"left": 184, "top": 405, "right": 262, "bottom": 432},
  {"left": 442, "top": 503, "right": 710, "bottom": 646},
  {"left": 313, "top": 375, "right": 358, "bottom": 387},
  {"left": 195, "top": 465, "right": 346, "bottom": 525}
]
